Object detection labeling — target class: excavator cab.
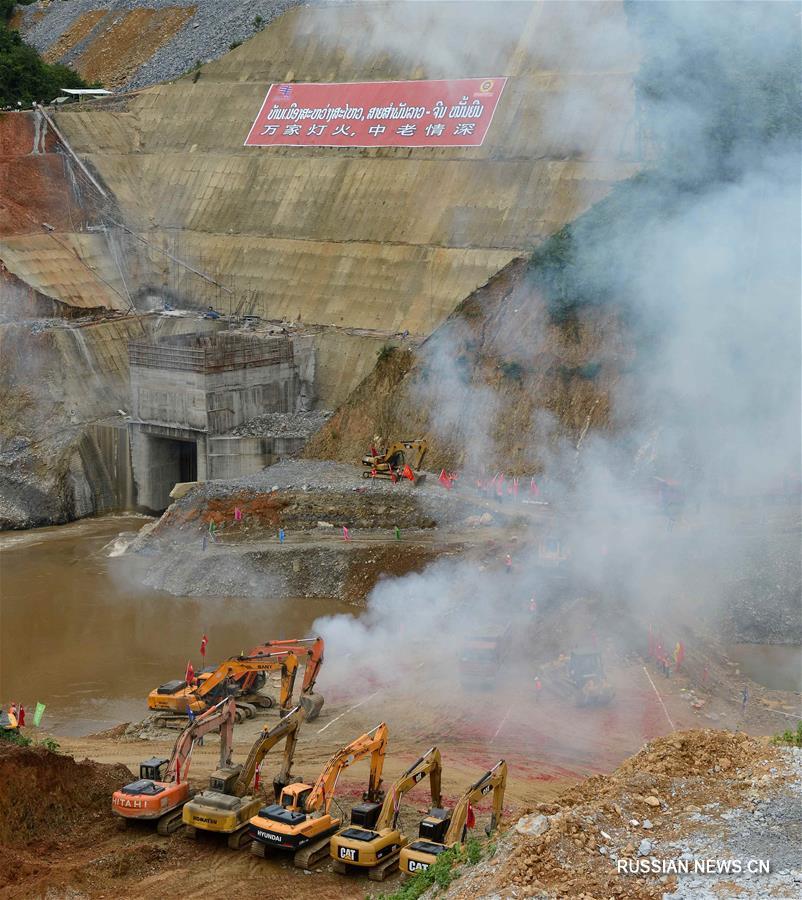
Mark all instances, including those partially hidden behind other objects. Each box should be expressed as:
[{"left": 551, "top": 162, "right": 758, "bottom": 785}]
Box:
[
  {"left": 139, "top": 757, "right": 169, "bottom": 782},
  {"left": 416, "top": 808, "right": 451, "bottom": 843},
  {"left": 278, "top": 782, "right": 313, "bottom": 811}
]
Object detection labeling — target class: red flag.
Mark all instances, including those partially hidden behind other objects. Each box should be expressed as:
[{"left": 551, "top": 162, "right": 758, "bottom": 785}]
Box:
[
  {"left": 402, "top": 464, "right": 415, "bottom": 482},
  {"left": 438, "top": 469, "right": 453, "bottom": 490},
  {"left": 466, "top": 803, "right": 476, "bottom": 829},
  {"left": 254, "top": 762, "right": 261, "bottom": 791},
  {"left": 200, "top": 635, "right": 208, "bottom": 658},
  {"left": 185, "top": 661, "right": 195, "bottom": 685}
]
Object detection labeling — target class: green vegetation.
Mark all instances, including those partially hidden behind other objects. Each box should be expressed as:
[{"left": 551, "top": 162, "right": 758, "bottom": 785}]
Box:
[
  {"left": 377, "top": 344, "right": 396, "bottom": 363},
  {"left": 0, "top": 1, "right": 89, "bottom": 107},
  {"left": 499, "top": 360, "right": 524, "bottom": 383},
  {"left": 382, "top": 837, "right": 487, "bottom": 900},
  {"left": 772, "top": 722, "right": 802, "bottom": 748},
  {"left": 228, "top": 41, "right": 242, "bottom": 51},
  {"left": 0, "top": 727, "right": 32, "bottom": 747},
  {"left": 253, "top": 15, "right": 264, "bottom": 32}
]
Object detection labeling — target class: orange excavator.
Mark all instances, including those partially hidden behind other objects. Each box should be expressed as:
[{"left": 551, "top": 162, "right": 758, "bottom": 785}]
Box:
[
  {"left": 148, "top": 637, "right": 325, "bottom": 727},
  {"left": 399, "top": 760, "right": 507, "bottom": 874},
  {"left": 111, "top": 697, "right": 237, "bottom": 835},
  {"left": 249, "top": 722, "right": 388, "bottom": 869},
  {"left": 330, "top": 747, "right": 442, "bottom": 881}
]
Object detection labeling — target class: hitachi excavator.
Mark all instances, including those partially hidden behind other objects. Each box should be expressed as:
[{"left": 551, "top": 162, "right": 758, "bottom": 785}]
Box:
[
  {"left": 181, "top": 704, "right": 306, "bottom": 849},
  {"left": 330, "top": 747, "right": 442, "bottom": 881},
  {"left": 362, "top": 439, "right": 428, "bottom": 484},
  {"left": 249, "top": 722, "right": 388, "bottom": 869},
  {"left": 148, "top": 638, "right": 325, "bottom": 727},
  {"left": 399, "top": 760, "right": 507, "bottom": 874},
  {"left": 111, "top": 697, "right": 237, "bottom": 835}
]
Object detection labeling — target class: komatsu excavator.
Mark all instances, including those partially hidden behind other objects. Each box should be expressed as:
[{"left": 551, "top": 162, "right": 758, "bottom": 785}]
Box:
[
  {"left": 249, "top": 722, "right": 388, "bottom": 869},
  {"left": 111, "top": 697, "right": 237, "bottom": 835},
  {"left": 362, "top": 439, "right": 428, "bottom": 484},
  {"left": 148, "top": 639, "right": 325, "bottom": 727},
  {"left": 181, "top": 704, "right": 306, "bottom": 849},
  {"left": 330, "top": 747, "right": 442, "bottom": 881},
  {"left": 399, "top": 760, "right": 507, "bottom": 874}
]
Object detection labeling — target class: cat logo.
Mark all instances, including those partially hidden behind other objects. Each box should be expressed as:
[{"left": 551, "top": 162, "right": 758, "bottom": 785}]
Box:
[
  {"left": 338, "top": 846, "right": 358, "bottom": 862},
  {"left": 413, "top": 771, "right": 425, "bottom": 784},
  {"left": 408, "top": 859, "right": 430, "bottom": 873},
  {"left": 481, "top": 783, "right": 492, "bottom": 796}
]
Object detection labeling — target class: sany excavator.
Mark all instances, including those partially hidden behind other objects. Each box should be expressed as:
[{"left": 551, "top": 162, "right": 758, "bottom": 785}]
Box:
[
  {"left": 148, "top": 638, "right": 325, "bottom": 727},
  {"left": 111, "top": 697, "right": 237, "bottom": 835},
  {"left": 249, "top": 722, "right": 388, "bottom": 869},
  {"left": 399, "top": 760, "right": 507, "bottom": 874},
  {"left": 330, "top": 747, "right": 442, "bottom": 881},
  {"left": 181, "top": 704, "right": 306, "bottom": 849},
  {"left": 362, "top": 439, "right": 428, "bottom": 484}
]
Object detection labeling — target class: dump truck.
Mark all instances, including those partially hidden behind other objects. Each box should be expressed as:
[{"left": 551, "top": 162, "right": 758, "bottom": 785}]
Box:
[
  {"left": 111, "top": 698, "right": 236, "bottom": 835},
  {"left": 249, "top": 722, "right": 388, "bottom": 868},
  {"left": 182, "top": 704, "right": 306, "bottom": 848},
  {"left": 330, "top": 747, "right": 442, "bottom": 881},
  {"left": 399, "top": 760, "right": 506, "bottom": 874}
]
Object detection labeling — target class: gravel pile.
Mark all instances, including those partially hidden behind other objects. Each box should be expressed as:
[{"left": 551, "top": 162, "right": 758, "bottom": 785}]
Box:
[
  {"left": 18, "top": 0, "right": 311, "bottom": 92},
  {"left": 228, "top": 410, "right": 331, "bottom": 438}
]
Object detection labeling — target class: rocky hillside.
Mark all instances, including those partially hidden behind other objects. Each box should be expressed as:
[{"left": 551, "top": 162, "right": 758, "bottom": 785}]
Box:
[{"left": 13, "top": 0, "right": 306, "bottom": 91}]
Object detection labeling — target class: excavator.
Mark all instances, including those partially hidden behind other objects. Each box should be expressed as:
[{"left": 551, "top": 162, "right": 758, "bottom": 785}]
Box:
[
  {"left": 249, "top": 722, "right": 388, "bottom": 869},
  {"left": 330, "top": 747, "right": 442, "bottom": 881},
  {"left": 399, "top": 760, "right": 507, "bottom": 875},
  {"left": 111, "top": 697, "right": 237, "bottom": 835},
  {"left": 148, "top": 638, "right": 325, "bottom": 727},
  {"left": 181, "top": 704, "right": 306, "bottom": 849},
  {"left": 568, "top": 649, "right": 615, "bottom": 707},
  {"left": 362, "top": 439, "right": 428, "bottom": 484}
]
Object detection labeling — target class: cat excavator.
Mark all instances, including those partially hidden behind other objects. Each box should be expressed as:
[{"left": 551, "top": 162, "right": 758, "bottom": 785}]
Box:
[
  {"left": 399, "top": 760, "right": 507, "bottom": 874},
  {"left": 181, "top": 704, "right": 306, "bottom": 849},
  {"left": 249, "top": 722, "right": 388, "bottom": 869},
  {"left": 330, "top": 746, "right": 442, "bottom": 881},
  {"left": 111, "top": 697, "right": 237, "bottom": 835},
  {"left": 148, "top": 638, "right": 325, "bottom": 727},
  {"left": 362, "top": 439, "right": 428, "bottom": 484}
]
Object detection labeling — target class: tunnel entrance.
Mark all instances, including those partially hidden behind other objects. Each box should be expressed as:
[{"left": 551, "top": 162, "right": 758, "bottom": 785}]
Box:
[
  {"left": 178, "top": 439, "right": 197, "bottom": 483},
  {"left": 130, "top": 431, "right": 201, "bottom": 513}
]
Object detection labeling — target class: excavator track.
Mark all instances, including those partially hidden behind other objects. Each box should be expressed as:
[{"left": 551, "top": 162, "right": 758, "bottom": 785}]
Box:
[
  {"left": 156, "top": 806, "right": 186, "bottom": 835},
  {"left": 236, "top": 702, "right": 257, "bottom": 719},
  {"left": 226, "top": 826, "right": 253, "bottom": 850},
  {"left": 250, "top": 840, "right": 267, "bottom": 858},
  {"left": 293, "top": 834, "right": 335, "bottom": 869},
  {"left": 368, "top": 852, "right": 401, "bottom": 881}
]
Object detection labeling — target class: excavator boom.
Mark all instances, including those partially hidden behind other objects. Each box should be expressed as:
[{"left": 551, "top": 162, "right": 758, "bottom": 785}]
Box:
[
  {"left": 233, "top": 705, "right": 306, "bottom": 798},
  {"left": 380, "top": 747, "right": 442, "bottom": 832},
  {"left": 168, "top": 697, "right": 237, "bottom": 781}
]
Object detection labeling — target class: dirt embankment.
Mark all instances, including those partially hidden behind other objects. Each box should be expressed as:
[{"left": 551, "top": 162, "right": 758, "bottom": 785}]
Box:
[
  {"left": 439, "top": 729, "right": 802, "bottom": 900},
  {"left": 305, "top": 259, "right": 629, "bottom": 476}
]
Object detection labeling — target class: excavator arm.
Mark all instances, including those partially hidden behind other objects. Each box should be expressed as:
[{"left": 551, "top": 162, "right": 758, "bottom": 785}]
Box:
[
  {"left": 305, "top": 722, "right": 388, "bottom": 815},
  {"left": 231, "top": 705, "right": 307, "bottom": 798},
  {"left": 168, "top": 697, "right": 237, "bottom": 783},
  {"left": 377, "top": 747, "right": 442, "bottom": 832},
  {"left": 443, "top": 760, "right": 507, "bottom": 844},
  {"left": 196, "top": 652, "right": 300, "bottom": 714}
]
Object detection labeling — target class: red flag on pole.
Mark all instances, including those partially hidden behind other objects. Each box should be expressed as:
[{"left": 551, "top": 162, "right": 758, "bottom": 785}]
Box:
[
  {"left": 185, "top": 661, "right": 195, "bottom": 685},
  {"left": 402, "top": 464, "right": 415, "bottom": 482},
  {"left": 254, "top": 762, "right": 261, "bottom": 791},
  {"left": 466, "top": 803, "right": 476, "bottom": 829},
  {"left": 200, "top": 635, "right": 208, "bottom": 659},
  {"left": 438, "top": 469, "right": 453, "bottom": 490}
]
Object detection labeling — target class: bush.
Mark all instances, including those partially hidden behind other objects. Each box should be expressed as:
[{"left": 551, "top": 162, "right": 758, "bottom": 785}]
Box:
[
  {"left": 772, "top": 722, "right": 802, "bottom": 747},
  {"left": 377, "top": 344, "right": 396, "bottom": 363},
  {"left": 0, "top": 728, "right": 31, "bottom": 747},
  {"left": 0, "top": 12, "right": 88, "bottom": 107}
]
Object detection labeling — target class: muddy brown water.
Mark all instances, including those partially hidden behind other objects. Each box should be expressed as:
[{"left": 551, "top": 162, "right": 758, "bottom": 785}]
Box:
[{"left": 0, "top": 517, "right": 352, "bottom": 736}]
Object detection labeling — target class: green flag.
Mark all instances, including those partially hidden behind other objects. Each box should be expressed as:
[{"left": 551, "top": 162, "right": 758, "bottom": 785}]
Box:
[{"left": 33, "top": 702, "right": 46, "bottom": 727}]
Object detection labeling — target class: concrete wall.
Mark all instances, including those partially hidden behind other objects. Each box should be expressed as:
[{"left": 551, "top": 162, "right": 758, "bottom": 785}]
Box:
[
  {"left": 130, "top": 364, "right": 207, "bottom": 431},
  {"left": 207, "top": 434, "right": 305, "bottom": 480},
  {"left": 204, "top": 359, "right": 299, "bottom": 433}
]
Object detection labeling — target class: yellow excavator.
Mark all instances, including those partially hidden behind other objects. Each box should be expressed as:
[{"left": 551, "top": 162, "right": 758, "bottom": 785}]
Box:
[
  {"left": 362, "top": 439, "right": 428, "bottom": 484},
  {"left": 249, "top": 722, "right": 388, "bottom": 869},
  {"left": 330, "top": 747, "right": 442, "bottom": 881},
  {"left": 111, "top": 698, "right": 237, "bottom": 835},
  {"left": 148, "top": 642, "right": 324, "bottom": 727},
  {"left": 181, "top": 704, "right": 306, "bottom": 849},
  {"left": 399, "top": 760, "right": 507, "bottom": 874}
]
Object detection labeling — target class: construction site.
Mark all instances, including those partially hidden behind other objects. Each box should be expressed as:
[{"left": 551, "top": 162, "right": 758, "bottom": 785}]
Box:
[{"left": 1, "top": 2, "right": 800, "bottom": 899}]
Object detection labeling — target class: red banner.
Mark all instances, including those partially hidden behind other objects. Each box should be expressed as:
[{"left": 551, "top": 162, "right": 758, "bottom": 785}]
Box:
[{"left": 244, "top": 78, "right": 507, "bottom": 148}]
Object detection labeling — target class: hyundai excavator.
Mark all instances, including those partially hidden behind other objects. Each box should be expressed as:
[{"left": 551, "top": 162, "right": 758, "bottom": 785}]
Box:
[
  {"left": 111, "top": 697, "right": 237, "bottom": 835},
  {"left": 362, "top": 439, "right": 428, "bottom": 484},
  {"left": 181, "top": 704, "right": 306, "bottom": 849},
  {"left": 249, "top": 722, "right": 388, "bottom": 869},
  {"left": 148, "top": 639, "right": 325, "bottom": 727},
  {"left": 330, "top": 746, "right": 442, "bottom": 881},
  {"left": 399, "top": 760, "right": 507, "bottom": 874}
]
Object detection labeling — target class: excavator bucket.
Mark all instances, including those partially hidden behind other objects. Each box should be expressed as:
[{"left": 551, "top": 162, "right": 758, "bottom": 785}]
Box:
[{"left": 299, "top": 693, "right": 324, "bottom": 721}]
